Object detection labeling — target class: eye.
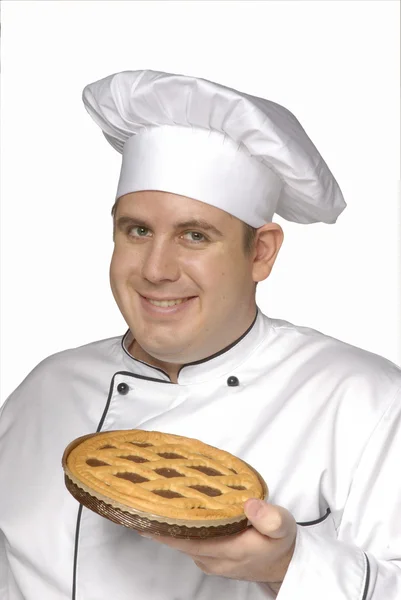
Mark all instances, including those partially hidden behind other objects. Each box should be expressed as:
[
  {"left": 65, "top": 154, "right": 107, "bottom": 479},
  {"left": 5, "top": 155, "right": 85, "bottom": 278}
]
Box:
[
  {"left": 128, "top": 226, "right": 151, "bottom": 238},
  {"left": 182, "top": 231, "right": 207, "bottom": 243}
]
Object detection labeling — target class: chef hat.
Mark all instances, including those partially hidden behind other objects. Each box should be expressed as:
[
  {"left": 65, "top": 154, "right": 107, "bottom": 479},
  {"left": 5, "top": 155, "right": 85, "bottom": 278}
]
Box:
[{"left": 82, "top": 70, "right": 346, "bottom": 227}]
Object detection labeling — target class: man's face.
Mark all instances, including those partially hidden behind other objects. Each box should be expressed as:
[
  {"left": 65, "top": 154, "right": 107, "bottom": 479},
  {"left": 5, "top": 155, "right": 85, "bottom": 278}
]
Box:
[{"left": 110, "top": 191, "right": 259, "bottom": 364}]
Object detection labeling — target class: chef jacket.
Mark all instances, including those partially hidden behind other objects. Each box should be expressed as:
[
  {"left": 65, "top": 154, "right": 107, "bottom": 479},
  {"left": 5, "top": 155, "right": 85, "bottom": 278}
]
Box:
[{"left": 0, "top": 310, "right": 400, "bottom": 600}]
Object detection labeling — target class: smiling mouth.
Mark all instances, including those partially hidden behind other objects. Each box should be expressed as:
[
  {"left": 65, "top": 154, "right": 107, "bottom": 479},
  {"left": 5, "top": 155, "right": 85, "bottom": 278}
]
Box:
[{"left": 145, "top": 297, "right": 193, "bottom": 307}]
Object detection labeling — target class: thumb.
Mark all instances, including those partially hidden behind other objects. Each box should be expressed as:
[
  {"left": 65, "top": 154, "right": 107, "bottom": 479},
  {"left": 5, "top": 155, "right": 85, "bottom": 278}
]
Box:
[{"left": 244, "top": 499, "right": 296, "bottom": 540}]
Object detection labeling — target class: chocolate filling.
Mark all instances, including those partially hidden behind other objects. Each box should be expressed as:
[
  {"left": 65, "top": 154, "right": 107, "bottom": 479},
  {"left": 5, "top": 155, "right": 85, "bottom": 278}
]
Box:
[
  {"left": 115, "top": 472, "right": 149, "bottom": 484},
  {"left": 86, "top": 459, "right": 109, "bottom": 467},
  {"left": 120, "top": 455, "right": 149, "bottom": 463},
  {"left": 152, "top": 490, "right": 184, "bottom": 499},
  {"left": 157, "top": 452, "right": 184, "bottom": 459},
  {"left": 189, "top": 466, "right": 222, "bottom": 476},
  {"left": 100, "top": 445, "right": 116, "bottom": 450},
  {"left": 189, "top": 485, "right": 222, "bottom": 497},
  {"left": 154, "top": 468, "right": 184, "bottom": 478},
  {"left": 228, "top": 485, "right": 246, "bottom": 490}
]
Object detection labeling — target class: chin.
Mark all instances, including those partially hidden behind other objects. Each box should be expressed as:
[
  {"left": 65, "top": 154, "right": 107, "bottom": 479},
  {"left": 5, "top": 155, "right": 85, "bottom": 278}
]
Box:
[{"left": 134, "top": 333, "right": 185, "bottom": 359}]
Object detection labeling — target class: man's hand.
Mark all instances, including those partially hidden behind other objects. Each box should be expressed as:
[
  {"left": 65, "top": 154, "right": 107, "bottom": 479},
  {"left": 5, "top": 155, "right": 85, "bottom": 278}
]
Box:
[{"left": 138, "top": 499, "right": 297, "bottom": 588}]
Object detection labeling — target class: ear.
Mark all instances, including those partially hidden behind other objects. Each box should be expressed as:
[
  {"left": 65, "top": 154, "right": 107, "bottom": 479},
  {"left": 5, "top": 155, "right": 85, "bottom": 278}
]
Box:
[{"left": 251, "top": 223, "right": 284, "bottom": 283}]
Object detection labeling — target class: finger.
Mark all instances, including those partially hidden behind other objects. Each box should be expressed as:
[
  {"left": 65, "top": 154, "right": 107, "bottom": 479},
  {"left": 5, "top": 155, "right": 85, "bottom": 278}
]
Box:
[
  {"left": 182, "top": 530, "right": 250, "bottom": 558},
  {"left": 137, "top": 529, "right": 248, "bottom": 558},
  {"left": 138, "top": 532, "right": 197, "bottom": 550},
  {"left": 191, "top": 557, "right": 235, "bottom": 578},
  {"left": 244, "top": 499, "right": 297, "bottom": 540},
  {"left": 192, "top": 558, "right": 218, "bottom": 576}
]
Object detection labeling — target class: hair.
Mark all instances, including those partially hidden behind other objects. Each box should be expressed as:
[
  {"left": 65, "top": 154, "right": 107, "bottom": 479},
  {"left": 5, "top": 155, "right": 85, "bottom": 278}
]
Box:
[
  {"left": 111, "top": 198, "right": 257, "bottom": 254},
  {"left": 243, "top": 222, "right": 258, "bottom": 254}
]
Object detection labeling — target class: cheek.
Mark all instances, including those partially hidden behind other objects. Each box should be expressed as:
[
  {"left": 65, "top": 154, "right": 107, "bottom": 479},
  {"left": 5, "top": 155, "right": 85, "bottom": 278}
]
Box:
[
  {"left": 109, "top": 250, "right": 122, "bottom": 282},
  {"left": 183, "top": 255, "right": 223, "bottom": 289},
  {"left": 184, "top": 251, "right": 247, "bottom": 298},
  {"left": 109, "top": 252, "right": 133, "bottom": 300},
  {"left": 110, "top": 247, "right": 137, "bottom": 280}
]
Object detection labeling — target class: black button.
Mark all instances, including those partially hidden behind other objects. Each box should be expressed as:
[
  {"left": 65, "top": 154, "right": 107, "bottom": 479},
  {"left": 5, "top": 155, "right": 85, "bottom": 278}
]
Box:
[
  {"left": 117, "top": 382, "right": 129, "bottom": 395},
  {"left": 227, "top": 376, "right": 239, "bottom": 387}
]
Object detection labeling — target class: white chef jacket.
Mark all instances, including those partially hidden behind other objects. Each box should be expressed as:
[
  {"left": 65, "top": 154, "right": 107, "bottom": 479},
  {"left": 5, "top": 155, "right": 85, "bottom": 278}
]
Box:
[{"left": 0, "top": 310, "right": 400, "bottom": 600}]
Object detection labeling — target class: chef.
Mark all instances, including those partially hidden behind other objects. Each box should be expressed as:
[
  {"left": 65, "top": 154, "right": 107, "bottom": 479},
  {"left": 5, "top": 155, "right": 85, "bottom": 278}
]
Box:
[{"left": 0, "top": 70, "right": 400, "bottom": 600}]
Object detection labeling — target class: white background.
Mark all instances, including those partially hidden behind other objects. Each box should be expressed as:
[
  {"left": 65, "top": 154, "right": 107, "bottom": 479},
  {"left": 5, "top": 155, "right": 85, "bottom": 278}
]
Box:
[{"left": 1, "top": 0, "right": 400, "bottom": 403}]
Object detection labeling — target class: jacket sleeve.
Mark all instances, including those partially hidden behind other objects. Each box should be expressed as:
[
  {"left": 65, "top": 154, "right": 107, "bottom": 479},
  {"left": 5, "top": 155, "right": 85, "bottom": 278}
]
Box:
[
  {"left": 0, "top": 528, "right": 7, "bottom": 599},
  {"left": 278, "top": 388, "right": 401, "bottom": 599}
]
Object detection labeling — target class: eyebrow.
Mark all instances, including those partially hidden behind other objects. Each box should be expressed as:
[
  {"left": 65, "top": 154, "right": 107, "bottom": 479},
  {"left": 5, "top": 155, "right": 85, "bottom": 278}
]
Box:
[{"left": 115, "top": 216, "right": 224, "bottom": 237}]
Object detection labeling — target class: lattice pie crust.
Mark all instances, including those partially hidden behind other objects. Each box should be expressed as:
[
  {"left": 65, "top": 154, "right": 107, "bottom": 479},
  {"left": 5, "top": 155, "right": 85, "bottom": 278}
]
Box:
[{"left": 62, "top": 430, "right": 267, "bottom": 538}]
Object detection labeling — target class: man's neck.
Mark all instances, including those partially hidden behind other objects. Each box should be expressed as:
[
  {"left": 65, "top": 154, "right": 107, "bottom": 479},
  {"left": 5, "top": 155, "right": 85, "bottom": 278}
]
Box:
[
  {"left": 128, "top": 309, "right": 258, "bottom": 384},
  {"left": 129, "top": 340, "right": 181, "bottom": 383}
]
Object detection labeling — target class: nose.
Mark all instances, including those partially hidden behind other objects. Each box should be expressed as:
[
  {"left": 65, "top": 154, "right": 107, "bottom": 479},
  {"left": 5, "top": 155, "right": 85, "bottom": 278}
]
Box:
[{"left": 141, "top": 240, "right": 180, "bottom": 284}]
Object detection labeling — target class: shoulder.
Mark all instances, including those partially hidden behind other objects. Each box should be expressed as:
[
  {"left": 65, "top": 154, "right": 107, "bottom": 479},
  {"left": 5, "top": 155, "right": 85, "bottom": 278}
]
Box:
[
  {"left": 22, "top": 334, "right": 125, "bottom": 380},
  {"left": 39, "top": 334, "right": 125, "bottom": 370},
  {"left": 0, "top": 334, "right": 126, "bottom": 416},
  {"left": 268, "top": 316, "right": 400, "bottom": 374},
  {"left": 263, "top": 315, "right": 401, "bottom": 410}
]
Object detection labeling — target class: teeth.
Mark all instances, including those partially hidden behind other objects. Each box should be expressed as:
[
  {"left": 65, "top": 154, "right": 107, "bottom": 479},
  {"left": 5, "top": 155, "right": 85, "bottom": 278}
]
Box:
[{"left": 148, "top": 298, "right": 188, "bottom": 307}]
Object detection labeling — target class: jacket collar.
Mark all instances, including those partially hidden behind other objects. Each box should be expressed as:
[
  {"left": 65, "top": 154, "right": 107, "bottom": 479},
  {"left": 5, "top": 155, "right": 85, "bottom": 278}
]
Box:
[{"left": 121, "top": 309, "right": 269, "bottom": 385}]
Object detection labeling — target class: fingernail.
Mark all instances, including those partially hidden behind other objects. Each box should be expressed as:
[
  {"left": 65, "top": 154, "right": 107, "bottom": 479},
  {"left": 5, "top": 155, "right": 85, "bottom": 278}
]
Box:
[
  {"left": 245, "top": 498, "right": 264, "bottom": 518},
  {"left": 137, "top": 532, "right": 152, "bottom": 539}
]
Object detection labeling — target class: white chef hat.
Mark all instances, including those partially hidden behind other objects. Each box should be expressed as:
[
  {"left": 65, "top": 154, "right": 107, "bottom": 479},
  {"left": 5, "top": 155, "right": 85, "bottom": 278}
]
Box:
[{"left": 82, "top": 70, "right": 346, "bottom": 227}]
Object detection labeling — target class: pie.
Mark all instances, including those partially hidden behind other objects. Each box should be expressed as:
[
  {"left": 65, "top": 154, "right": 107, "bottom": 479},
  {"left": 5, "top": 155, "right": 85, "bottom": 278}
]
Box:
[{"left": 62, "top": 429, "right": 268, "bottom": 539}]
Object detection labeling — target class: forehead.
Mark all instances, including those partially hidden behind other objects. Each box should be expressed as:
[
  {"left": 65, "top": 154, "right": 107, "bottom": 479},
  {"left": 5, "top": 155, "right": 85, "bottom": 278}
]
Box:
[{"left": 115, "top": 191, "right": 236, "bottom": 228}]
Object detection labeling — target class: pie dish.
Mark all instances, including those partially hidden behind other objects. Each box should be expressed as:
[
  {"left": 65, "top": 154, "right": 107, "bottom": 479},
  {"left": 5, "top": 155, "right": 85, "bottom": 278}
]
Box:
[{"left": 62, "top": 429, "right": 268, "bottom": 538}]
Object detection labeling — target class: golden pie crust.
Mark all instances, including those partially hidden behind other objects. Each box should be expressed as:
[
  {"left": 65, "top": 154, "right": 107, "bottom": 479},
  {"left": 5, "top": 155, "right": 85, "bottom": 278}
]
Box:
[{"left": 62, "top": 429, "right": 268, "bottom": 538}]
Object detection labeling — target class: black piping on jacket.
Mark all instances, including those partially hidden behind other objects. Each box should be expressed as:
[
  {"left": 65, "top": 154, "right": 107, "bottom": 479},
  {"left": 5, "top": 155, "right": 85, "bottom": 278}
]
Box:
[{"left": 71, "top": 370, "right": 172, "bottom": 599}]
